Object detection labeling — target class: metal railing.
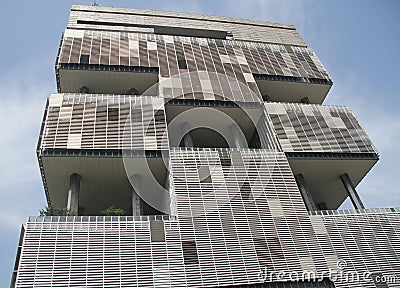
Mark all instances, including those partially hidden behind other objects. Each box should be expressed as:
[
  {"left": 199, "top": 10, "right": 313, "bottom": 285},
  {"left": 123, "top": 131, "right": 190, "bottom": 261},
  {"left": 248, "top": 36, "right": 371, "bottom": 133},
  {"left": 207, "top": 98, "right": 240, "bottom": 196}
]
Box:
[
  {"left": 27, "top": 214, "right": 176, "bottom": 223},
  {"left": 309, "top": 207, "right": 400, "bottom": 216}
]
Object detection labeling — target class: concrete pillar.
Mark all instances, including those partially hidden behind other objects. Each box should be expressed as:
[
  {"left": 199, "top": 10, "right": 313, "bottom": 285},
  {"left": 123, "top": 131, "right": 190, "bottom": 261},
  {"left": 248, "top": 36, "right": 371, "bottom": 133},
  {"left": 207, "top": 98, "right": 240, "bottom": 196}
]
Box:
[
  {"left": 67, "top": 173, "right": 81, "bottom": 214},
  {"left": 132, "top": 174, "right": 142, "bottom": 216},
  {"left": 128, "top": 87, "right": 138, "bottom": 95},
  {"left": 340, "top": 173, "right": 365, "bottom": 210},
  {"left": 301, "top": 97, "right": 310, "bottom": 104},
  {"left": 229, "top": 123, "right": 245, "bottom": 149},
  {"left": 80, "top": 86, "right": 89, "bottom": 93},
  {"left": 164, "top": 170, "right": 170, "bottom": 192},
  {"left": 181, "top": 122, "right": 193, "bottom": 147},
  {"left": 294, "top": 174, "right": 317, "bottom": 212}
]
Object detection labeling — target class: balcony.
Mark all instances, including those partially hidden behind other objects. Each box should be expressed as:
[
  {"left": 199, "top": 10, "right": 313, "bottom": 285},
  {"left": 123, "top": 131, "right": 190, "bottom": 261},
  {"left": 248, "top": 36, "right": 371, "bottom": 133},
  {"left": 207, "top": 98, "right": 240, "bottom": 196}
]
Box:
[
  {"left": 289, "top": 156, "right": 377, "bottom": 210},
  {"left": 57, "top": 65, "right": 159, "bottom": 95},
  {"left": 265, "top": 102, "right": 379, "bottom": 210},
  {"left": 164, "top": 99, "right": 278, "bottom": 150},
  {"left": 309, "top": 207, "right": 400, "bottom": 216},
  {"left": 39, "top": 156, "right": 169, "bottom": 216},
  {"left": 255, "top": 74, "right": 332, "bottom": 104},
  {"left": 27, "top": 214, "right": 176, "bottom": 222},
  {"left": 38, "top": 93, "right": 169, "bottom": 216}
]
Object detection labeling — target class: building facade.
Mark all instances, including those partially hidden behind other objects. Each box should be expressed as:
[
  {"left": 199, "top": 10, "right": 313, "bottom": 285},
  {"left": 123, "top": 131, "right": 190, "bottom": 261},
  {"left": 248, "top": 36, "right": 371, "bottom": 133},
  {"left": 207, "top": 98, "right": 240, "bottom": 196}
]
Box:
[{"left": 11, "top": 5, "right": 400, "bottom": 288}]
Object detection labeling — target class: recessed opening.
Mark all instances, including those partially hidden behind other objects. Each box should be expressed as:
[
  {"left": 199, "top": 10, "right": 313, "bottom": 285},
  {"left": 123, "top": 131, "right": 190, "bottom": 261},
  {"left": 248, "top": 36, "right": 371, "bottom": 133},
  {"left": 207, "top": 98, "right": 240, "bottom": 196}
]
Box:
[
  {"left": 253, "top": 238, "right": 272, "bottom": 269},
  {"left": 317, "top": 202, "right": 328, "bottom": 210},
  {"left": 150, "top": 220, "right": 165, "bottom": 242},
  {"left": 134, "top": 156, "right": 169, "bottom": 216},
  {"left": 219, "top": 157, "right": 231, "bottom": 167},
  {"left": 289, "top": 156, "right": 377, "bottom": 210},
  {"left": 182, "top": 241, "right": 199, "bottom": 265},
  {"left": 254, "top": 74, "right": 332, "bottom": 104},
  {"left": 178, "top": 59, "right": 188, "bottom": 69},
  {"left": 42, "top": 155, "right": 169, "bottom": 216},
  {"left": 77, "top": 20, "right": 230, "bottom": 39},
  {"left": 58, "top": 68, "right": 159, "bottom": 95},
  {"left": 240, "top": 182, "right": 251, "bottom": 201},
  {"left": 179, "top": 128, "right": 229, "bottom": 148},
  {"left": 108, "top": 107, "right": 119, "bottom": 121},
  {"left": 131, "top": 108, "right": 142, "bottom": 122},
  {"left": 141, "top": 200, "right": 164, "bottom": 216},
  {"left": 198, "top": 165, "right": 212, "bottom": 183},
  {"left": 165, "top": 102, "right": 265, "bottom": 149},
  {"left": 80, "top": 54, "right": 89, "bottom": 64}
]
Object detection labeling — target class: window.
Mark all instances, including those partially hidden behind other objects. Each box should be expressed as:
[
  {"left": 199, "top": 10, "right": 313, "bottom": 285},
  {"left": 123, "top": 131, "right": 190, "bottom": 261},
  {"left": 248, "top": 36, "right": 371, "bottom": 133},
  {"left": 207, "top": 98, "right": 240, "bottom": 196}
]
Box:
[
  {"left": 182, "top": 241, "right": 199, "bottom": 265},
  {"left": 253, "top": 238, "right": 271, "bottom": 268},
  {"left": 198, "top": 165, "right": 212, "bottom": 183},
  {"left": 130, "top": 108, "right": 142, "bottom": 122},
  {"left": 108, "top": 108, "right": 119, "bottom": 121},
  {"left": 220, "top": 157, "right": 231, "bottom": 167},
  {"left": 77, "top": 20, "right": 229, "bottom": 39},
  {"left": 240, "top": 182, "right": 251, "bottom": 201},
  {"left": 150, "top": 220, "right": 165, "bottom": 242},
  {"left": 80, "top": 54, "right": 89, "bottom": 64},
  {"left": 178, "top": 59, "right": 187, "bottom": 69},
  {"left": 218, "top": 150, "right": 231, "bottom": 167}
]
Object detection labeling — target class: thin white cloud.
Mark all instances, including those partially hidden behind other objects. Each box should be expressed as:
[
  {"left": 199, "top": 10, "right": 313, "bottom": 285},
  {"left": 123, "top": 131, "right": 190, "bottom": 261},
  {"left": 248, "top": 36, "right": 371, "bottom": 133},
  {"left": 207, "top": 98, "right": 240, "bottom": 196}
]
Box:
[
  {"left": 0, "top": 97, "right": 43, "bottom": 182},
  {"left": 218, "top": 0, "right": 310, "bottom": 26},
  {"left": 216, "top": 0, "right": 399, "bottom": 208},
  {"left": 0, "top": 64, "right": 51, "bottom": 230},
  {"left": 328, "top": 70, "right": 400, "bottom": 208},
  {"left": 158, "top": 1, "right": 203, "bottom": 14}
]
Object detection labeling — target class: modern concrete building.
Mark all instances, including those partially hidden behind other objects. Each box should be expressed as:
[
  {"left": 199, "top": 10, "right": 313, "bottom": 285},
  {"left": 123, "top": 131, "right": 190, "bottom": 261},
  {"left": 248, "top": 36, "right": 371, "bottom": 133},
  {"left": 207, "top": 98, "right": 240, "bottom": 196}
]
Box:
[{"left": 11, "top": 5, "right": 400, "bottom": 288}]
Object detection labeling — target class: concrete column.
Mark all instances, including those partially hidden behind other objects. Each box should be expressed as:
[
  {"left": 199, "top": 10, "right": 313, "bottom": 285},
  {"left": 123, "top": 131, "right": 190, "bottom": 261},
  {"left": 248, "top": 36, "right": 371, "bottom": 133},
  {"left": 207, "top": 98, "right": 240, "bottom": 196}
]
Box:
[
  {"left": 229, "top": 123, "right": 245, "bottom": 149},
  {"left": 294, "top": 174, "right": 317, "bottom": 212},
  {"left": 301, "top": 97, "right": 310, "bottom": 104},
  {"left": 181, "top": 122, "right": 193, "bottom": 147},
  {"left": 340, "top": 173, "right": 365, "bottom": 210},
  {"left": 80, "top": 86, "right": 89, "bottom": 93},
  {"left": 132, "top": 190, "right": 140, "bottom": 216},
  {"left": 132, "top": 174, "right": 142, "bottom": 216},
  {"left": 67, "top": 173, "right": 81, "bottom": 214},
  {"left": 164, "top": 170, "right": 170, "bottom": 192}
]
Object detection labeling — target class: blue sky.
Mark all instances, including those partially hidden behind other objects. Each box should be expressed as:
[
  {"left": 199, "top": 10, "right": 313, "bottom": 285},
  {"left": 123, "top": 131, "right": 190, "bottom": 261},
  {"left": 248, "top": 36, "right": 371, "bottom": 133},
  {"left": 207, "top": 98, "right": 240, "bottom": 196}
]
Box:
[{"left": 0, "top": 0, "right": 399, "bottom": 285}]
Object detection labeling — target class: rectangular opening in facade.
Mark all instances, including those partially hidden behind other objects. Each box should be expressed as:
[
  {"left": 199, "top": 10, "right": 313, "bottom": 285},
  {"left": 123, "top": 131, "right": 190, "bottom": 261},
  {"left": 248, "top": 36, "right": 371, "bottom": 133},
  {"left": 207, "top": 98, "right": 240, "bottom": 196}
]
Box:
[
  {"left": 226, "top": 31, "right": 234, "bottom": 40},
  {"left": 218, "top": 150, "right": 231, "bottom": 167},
  {"left": 182, "top": 241, "right": 199, "bottom": 265},
  {"left": 76, "top": 20, "right": 229, "bottom": 39},
  {"left": 177, "top": 59, "right": 188, "bottom": 69},
  {"left": 58, "top": 68, "right": 159, "bottom": 96},
  {"left": 80, "top": 54, "right": 89, "bottom": 64},
  {"left": 165, "top": 102, "right": 266, "bottom": 149},
  {"left": 150, "top": 220, "right": 165, "bottom": 242},
  {"left": 240, "top": 181, "right": 251, "bottom": 201},
  {"left": 108, "top": 107, "right": 119, "bottom": 121},
  {"left": 254, "top": 74, "right": 331, "bottom": 104},
  {"left": 198, "top": 165, "right": 212, "bottom": 183},
  {"left": 220, "top": 158, "right": 232, "bottom": 167},
  {"left": 253, "top": 237, "right": 272, "bottom": 270},
  {"left": 141, "top": 200, "right": 165, "bottom": 216}
]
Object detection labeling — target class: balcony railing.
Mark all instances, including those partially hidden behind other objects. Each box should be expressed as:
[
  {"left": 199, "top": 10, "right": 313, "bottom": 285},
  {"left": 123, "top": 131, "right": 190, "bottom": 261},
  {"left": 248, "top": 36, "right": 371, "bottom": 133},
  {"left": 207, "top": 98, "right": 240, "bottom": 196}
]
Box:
[
  {"left": 27, "top": 214, "right": 176, "bottom": 223},
  {"left": 309, "top": 207, "right": 400, "bottom": 216}
]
